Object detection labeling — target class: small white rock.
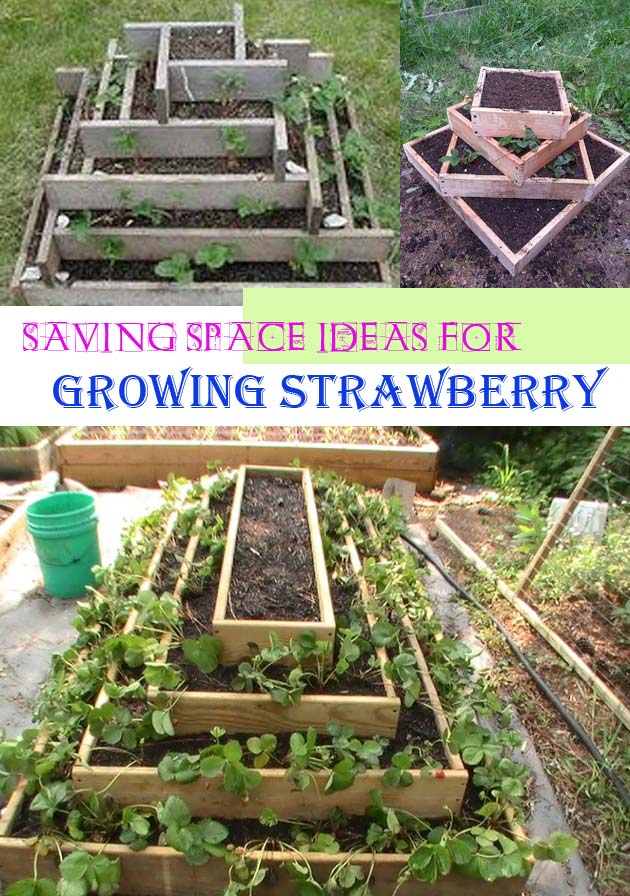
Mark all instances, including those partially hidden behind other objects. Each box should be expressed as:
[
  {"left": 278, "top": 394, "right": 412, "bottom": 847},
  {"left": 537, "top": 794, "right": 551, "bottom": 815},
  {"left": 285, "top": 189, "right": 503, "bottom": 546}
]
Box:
[
  {"left": 286, "top": 160, "right": 307, "bottom": 175},
  {"left": 323, "top": 213, "right": 348, "bottom": 229},
  {"left": 20, "top": 266, "right": 41, "bottom": 283},
  {"left": 56, "top": 213, "right": 71, "bottom": 229},
  {"left": 55, "top": 271, "right": 71, "bottom": 284}
]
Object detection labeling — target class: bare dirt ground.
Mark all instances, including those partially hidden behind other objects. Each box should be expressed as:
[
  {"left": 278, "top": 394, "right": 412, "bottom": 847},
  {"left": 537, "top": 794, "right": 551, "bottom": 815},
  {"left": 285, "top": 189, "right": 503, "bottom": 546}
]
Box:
[
  {"left": 400, "top": 154, "right": 630, "bottom": 287},
  {"left": 413, "top": 482, "right": 630, "bottom": 895}
]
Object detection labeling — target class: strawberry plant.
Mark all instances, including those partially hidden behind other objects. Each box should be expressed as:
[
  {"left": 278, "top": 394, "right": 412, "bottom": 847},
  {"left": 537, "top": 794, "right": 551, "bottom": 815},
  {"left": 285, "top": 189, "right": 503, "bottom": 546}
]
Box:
[
  {"left": 235, "top": 195, "right": 277, "bottom": 219},
  {"left": 154, "top": 253, "right": 194, "bottom": 284},
  {"left": 291, "top": 239, "right": 334, "bottom": 279},
  {"left": 498, "top": 127, "right": 539, "bottom": 155},
  {"left": 195, "top": 243, "right": 238, "bottom": 271}
]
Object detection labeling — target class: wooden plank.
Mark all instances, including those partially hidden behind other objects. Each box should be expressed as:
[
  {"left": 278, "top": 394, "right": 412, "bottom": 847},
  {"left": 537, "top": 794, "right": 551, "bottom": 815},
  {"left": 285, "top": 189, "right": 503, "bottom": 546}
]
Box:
[
  {"left": 307, "top": 52, "right": 335, "bottom": 84},
  {"left": 263, "top": 39, "right": 311, "bottom": 75},
  {"left": 327, "top": 108, "right": 354, "bottom": 223},
  {"left": 43, "top": 173, "right": 307, "bottom": 210},
  {"left": 163, "top": 692, "right": 400, "bottom": 737},
  {"left": 273, "top": 106, "right": 289, "bottom": 181},
  {"left": 447, "top": 101, "right": 591, "bottom": 185},
  {"left": 512, "top": 200, "right": 582, "bottom": 274},
  {"left": 53, "top": 227, "right": 394, "bottom": 263},
  {"left": 584, "top": 131, "right": 630, "bottom": 201},
  {"left": 0, "top": 840, "right": 528, "bottom": 896},
  {"left": 79, "top": 118, "right": 275, "bottom": 158},
  {"left": 305, "top": 113, "right": 323, "bottom": 233},
  {"left": 168, "top": 60, "right": 288, "bottom": 102},
  {"left": 437, "top": 516, "right": 630, "bottom": 733},
  {"left": 83, "top": 38, "right": 118, "bottom": 174},
  {"left": 10, "top": 103, "right": 64, "bottom": 293},
  {"left": 55, "top": 67, "right": 87, "bottom": 97},
  {"left": 155, "top": 25, "right": 171, "bottom": 124},
  {"left": 233, "top": 3, "right": 246, "bottom": 60},
  {"left": 120, "top": 60, "right": 138, "bottom": 119},
  {"left": 402, "top": 127, "right": 448, "bottom": 193},
  {"left": 443, "top": 196, "right": 520, "bottom": 275},
  {"left": 212, "top": 465, "right": 335, "bottom": 664},
  {"left": 73, "top": 765, "right": 467, "bottom": 820},
  {"left": 471, "top": 67, "right": 571, "bottom": 140},
  {"left": 124, "top": 21, "right": 234, "bottom": 55}
]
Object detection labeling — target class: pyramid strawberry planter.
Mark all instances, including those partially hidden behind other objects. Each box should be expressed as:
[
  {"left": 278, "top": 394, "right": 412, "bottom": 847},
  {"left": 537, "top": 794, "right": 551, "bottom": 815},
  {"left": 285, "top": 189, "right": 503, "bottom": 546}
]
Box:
[
  {"left": 403, "top": 68, "right": 629, "bottom": 275},
  {"left": 12, "top": 4, "right": 393, "bottom": 305}
]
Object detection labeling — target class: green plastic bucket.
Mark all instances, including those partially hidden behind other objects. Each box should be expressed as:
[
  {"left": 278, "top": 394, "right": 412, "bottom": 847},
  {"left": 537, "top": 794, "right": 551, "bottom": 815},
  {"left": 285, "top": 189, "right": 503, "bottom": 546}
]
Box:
[{"left": 26, "top": 492, "right": 101, "bottom": 599}]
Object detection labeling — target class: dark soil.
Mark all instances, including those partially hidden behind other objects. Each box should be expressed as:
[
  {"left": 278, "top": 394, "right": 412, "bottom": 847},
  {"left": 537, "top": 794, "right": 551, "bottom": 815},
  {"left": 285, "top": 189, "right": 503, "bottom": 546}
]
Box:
[
  {"left": 315, "top": 128, "right": 342, "bottom": 216},
  {"left": 228, "top": 476, "right": 318, "bottom": 621},
  {"left": 480, "top": 71, "right": 562, "bottom": 112},
  {"left": 465, "top": 197, "right": 569, "bottom": 253},
  {"left": 131, "top": 60, "right": 157, "bottom": 119},
  {"left": 287, "top": 122, "right": 307, "bottom": 168},
  {"left": 170, "top": 26, "right": 234, "bottom": 60},
  {"left": 584, "top": 133, "right": 623, "bottom": 178},
  {"left": 81, "top": 208, "right": 306, "bottom": 230},
  {"left": 95, "top": 157, "right": 274, "bottom": 175},
  {"left": 400, "top": 146, "right": 630, "bottom": 287},
  {"left": 533, "top": 142, "right": 586, "bottom": 180},
  {"left": 336, "top": 107, "right": 372, "bottom": 228},
  {"left": 49, "top": 99, "right": 76, "bottom": 175},
  {"left": 26, "top": 199, "right": 51, "bottom": 265},
  {"left": 63, "top": 260, "right": 383, "bottom": 284},
  {"left": 170, "top": 100, "right": 272, "bottom": 119},
  {"left": 408, "top": 129, "right": 453, "bottom": 172},
  {"left": 104, "top": 59, "right": 127, "bottom": 120},
  {"left": 447, "top": 139, "right": 587, "bottom": 180},
  {"left": 246, "top": 41, "right": 270, "bottom": 60}
]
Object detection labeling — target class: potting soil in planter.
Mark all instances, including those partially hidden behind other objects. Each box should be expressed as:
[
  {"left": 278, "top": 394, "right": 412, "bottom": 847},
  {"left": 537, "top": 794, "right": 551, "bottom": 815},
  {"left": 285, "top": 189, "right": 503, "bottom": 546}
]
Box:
[
  {"left": 169, "top": 27, "right": 234, "bottom": 60},
  {"left": 465, "top": 197, "right": 570, "bottom": 252},
  {"left": 480, "top": 71, "right": 561, "bottom": 111}
]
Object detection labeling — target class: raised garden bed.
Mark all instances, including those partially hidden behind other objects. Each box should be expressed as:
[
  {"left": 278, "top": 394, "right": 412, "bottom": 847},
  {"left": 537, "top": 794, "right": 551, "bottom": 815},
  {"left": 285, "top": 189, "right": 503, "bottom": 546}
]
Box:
[
  {"left": 213, "top": 466, "right": 335, "bottom": 664},
  {"left": 471, "top": 67, "right": 571, "bottom": 140},
  {"left": 56, "top": 426, "right": 440, "bottom": 491},
  {"left": 13, "top": 4, "right": 393, "bottom": 304},
  {"left": 0, "top": 427, "right": 66, "bottom": 481},
  {"left": 447, "top": 100, "right": 591, "bottom": 185}
]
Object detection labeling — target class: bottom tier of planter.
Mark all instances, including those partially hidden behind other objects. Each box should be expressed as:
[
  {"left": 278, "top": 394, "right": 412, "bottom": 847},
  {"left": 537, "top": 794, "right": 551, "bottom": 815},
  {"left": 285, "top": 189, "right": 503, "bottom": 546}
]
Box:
[{"left": 0, "top": 839, "right": 529, "bottom": 896}]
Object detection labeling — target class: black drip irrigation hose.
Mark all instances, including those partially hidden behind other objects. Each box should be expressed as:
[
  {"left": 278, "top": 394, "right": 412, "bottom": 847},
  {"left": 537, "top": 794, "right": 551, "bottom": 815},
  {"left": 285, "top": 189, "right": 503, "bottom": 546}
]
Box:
[{"left": 399, "top": 531, "right": 630, "bottom": 808}]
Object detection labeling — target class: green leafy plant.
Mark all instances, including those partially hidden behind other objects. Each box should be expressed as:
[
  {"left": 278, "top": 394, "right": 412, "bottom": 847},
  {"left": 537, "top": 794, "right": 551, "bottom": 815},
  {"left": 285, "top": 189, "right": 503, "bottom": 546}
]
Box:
[
  {"left": 548, "top": 152, "right": 575, "bottom": 179},
  {"left": 439, "top": 147, "right": 481, "bottom": 168},
  {"left": 222, "top": 125, "right": 248, "bottom": 162},
  {"left": 131, "top": 199, "right": 170, "bottom": 225},
  {"left": 341, "top": 130, "right": 368, "bottom": 178},
  {"left": 154, "top": 253, "right": 194, "bottom": 284},
  {"left": 235, "top": 195, "right": 277, "bottom": 219},
  {"left": 216, "top": 73, "right": 246, "bottom": 105},
  {"left": 110, "top": 128, "right": 139, "bottom": 155},
  {"left": 291, "top": 238, "right": 334, "bottom": 279},
  {"left": 156, "top": 796, "right": 229, "bottom": 866},
  {"left": 246, "top": 734, "right": 278, "bottom": 769},
  {"left": 498, "top": 128, "right": 539, "bottom": 155},
  {"left": 195, "top": 243, "right": 238, "bottom": 271},
  {"left": 56, "top": 852, "right": 121, "bottom": 896},
  {"left": 69, "top": 211, "right": 95, "bottom": 243},
  {"left": 0, "top": 426, "right": 43, "bottom": 448},
  {"left": 182, "top": 633, "right": 223, "bottom": 674},
  {"left": 100, "top": 237, "right": 125, "bottom": 264}
]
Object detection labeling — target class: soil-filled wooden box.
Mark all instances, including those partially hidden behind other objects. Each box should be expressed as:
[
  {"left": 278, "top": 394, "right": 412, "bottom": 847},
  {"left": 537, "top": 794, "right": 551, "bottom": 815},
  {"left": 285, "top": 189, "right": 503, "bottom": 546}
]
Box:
[
  {"left": 471, "top": 67, "right": 571, "bottom": 140},
  {"left": 213, "top": 465, "right": 336, "bottom": 664},
  {"left": 55, "top": 427, "right": 440, "bottom": 491},
  {"left": 447, "top": 101, "right": 591, "bottom": 185}
]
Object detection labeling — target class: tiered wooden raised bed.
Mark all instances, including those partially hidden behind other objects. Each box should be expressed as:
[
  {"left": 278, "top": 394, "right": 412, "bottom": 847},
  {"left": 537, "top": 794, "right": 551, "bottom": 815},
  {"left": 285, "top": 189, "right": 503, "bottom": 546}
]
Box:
[
  {"left": 12, "top": 4, "right": 393, "bottom": 305},
  {"left": 55, "top": 427, "right": 440, "bottom": 491},
  {"left": 0, "top": 472, "right": 536, "bottom": 896},
  {"left": 403, "top": 67, "right": 629, "bottom": 275}
]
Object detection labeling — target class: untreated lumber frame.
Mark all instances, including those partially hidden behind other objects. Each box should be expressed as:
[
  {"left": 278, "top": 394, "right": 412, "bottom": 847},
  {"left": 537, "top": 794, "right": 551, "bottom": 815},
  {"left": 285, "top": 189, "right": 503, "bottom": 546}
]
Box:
[
  {"left": 168, "top": 59, "right": 288, "bottom": 102},
  {"left": 471, "top": 67, "right": 571, "bottom": 140},
  {"left": 82, "top": 38, "right": 118, "bottom": 175},
  {"left": 435, "top": 516, "right": 630, "bottom": 732},
  {"left": 212, "top": 465, "right": 336, "bottom": 664},
  {"left": 448, "top": 101, "right": 591, "bottom": 185},
  {"left": 124, "top": 21, "right": 234, "bottom": 55}
]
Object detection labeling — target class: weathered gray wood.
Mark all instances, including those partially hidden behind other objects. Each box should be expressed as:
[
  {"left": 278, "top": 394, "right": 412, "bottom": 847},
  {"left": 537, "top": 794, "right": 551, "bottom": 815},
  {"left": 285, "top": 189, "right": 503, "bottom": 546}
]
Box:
[
  {"left": 168, "top": 59, "right": 288, "bottom": 101},
  {"left": 233, "top": 4, "right": 246, "bottom": 60},
  {"left": 264, "top": 39, "right": 311, "bottom": 74},
  {"left": 307, "top": 52, "right": 334, "bottom": 83},
  {"left": 54, "top": 227, "right": 394, "bottom": 262},
  {"left": 124, "top": 21, "right": 233, "bottom": 55},
  {"left": 328, "top": 109, "right": 353, "bottom": 224},
  {"left": 55, "top": 67, "right": 87, "bottom": 97},
  {"left": 155, "top": 26, "right": 171, "bottom": 124},
  {"left": 273, "top": 106, "right": 288, "bottom": 182},
  {"left": 79, "top": 119, "right": 275, "bottom": 158},
  {"left": 82, "top": 38, "right": 118, "bottom": 175},
  {"left": 42, "top": 173, "right": 308, "bottom": 210},
  {"left": 305, "top": 113, "right": 323, "bottom": 234},
  {"left": 20, "top": 278, "right": 388, "bottom": 306},
  {"left": 10, "top": 104, "right": 65, "bottom": 294},
  {"left": 120, "top": 60, "right": 138, "bottom": 119}
]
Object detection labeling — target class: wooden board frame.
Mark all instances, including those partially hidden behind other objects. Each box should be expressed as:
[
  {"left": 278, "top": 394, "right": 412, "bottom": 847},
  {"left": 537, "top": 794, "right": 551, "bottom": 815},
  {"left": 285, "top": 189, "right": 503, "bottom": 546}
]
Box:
[
  {"left": 55, "top": 430, "right": 439, "bottom": 492},
  {"left": 124, "top": 21, "right": 235, "bottom": 56},
  {"left": 403, "top": 124, "right": 451, "bottom": 193},
  {"left": 0, "top": 838, "right": 529, "bottom": 896},
  {"left": 583, "top": 131, "right": 630, "bottom": 201},
  {"left": 471, "top": 67, "right": 571, "bottom": 140},
  {"left": 42, "top": 173, "right": 308, "bottom": 211},
  {"left": 168, "top": 59, "right": 288, "bottom": 102},
  {"left": 212, "top": 465, "right": 336, "bottom": 664},
  {"left": 447, "top": 101, "right": 591, "bottom": 185},
  {"left": 439, "top": 136, "right": 594, "bottom": 200},
  {"left": 444, "top": 194, "right": 583, "bottom": 276}
]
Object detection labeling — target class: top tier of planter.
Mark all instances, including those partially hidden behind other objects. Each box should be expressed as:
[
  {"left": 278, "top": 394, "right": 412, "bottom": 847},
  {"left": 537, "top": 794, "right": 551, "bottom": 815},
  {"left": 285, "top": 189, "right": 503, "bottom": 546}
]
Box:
[
  {"left": 12, "top": 3, "right": 394, "bottom": 305},
  {"left": 471, "top": 67, "right": 571, "bottom": 140}
]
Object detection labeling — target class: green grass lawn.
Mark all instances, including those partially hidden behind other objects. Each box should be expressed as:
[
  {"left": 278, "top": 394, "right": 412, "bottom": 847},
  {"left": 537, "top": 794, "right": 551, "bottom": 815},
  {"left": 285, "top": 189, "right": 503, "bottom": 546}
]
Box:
[
  {"left": 0, "top": 0, "right": 399, "bottom": 301},
  {"left": 401, "top": 0, "right": 630, "bottom": 143}
]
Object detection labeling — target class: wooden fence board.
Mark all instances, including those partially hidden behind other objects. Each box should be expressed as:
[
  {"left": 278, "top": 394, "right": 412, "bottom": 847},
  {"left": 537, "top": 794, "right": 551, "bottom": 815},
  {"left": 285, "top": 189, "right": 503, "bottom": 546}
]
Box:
[{"left": 168, "top": 60, "right": 288, "bottom": 101}]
